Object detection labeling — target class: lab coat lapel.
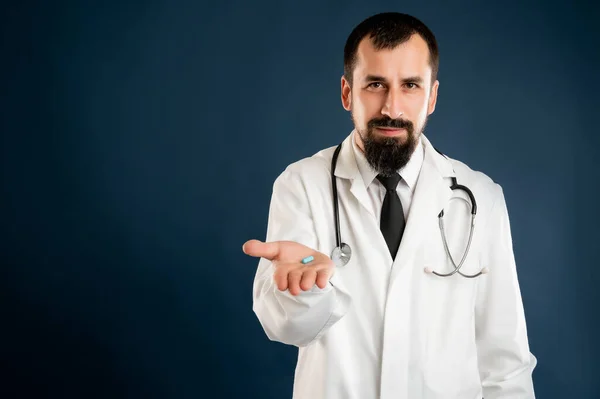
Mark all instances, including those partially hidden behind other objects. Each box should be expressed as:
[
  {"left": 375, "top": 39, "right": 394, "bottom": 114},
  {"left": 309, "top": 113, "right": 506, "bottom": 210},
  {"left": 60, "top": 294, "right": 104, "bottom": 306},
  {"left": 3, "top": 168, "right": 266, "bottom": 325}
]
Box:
[
  {"left": 389, "top": 135, "right": 455, "bottom": 283},
  {"left": 333, "top": 132, "right": 376, "bottom": 219}
]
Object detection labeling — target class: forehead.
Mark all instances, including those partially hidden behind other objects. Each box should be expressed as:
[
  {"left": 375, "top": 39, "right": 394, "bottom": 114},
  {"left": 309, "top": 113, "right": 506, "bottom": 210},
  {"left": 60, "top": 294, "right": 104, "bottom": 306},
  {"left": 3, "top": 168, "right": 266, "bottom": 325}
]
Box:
[{"left": 353, "top": 34, "right": 432, "bottom": 80}]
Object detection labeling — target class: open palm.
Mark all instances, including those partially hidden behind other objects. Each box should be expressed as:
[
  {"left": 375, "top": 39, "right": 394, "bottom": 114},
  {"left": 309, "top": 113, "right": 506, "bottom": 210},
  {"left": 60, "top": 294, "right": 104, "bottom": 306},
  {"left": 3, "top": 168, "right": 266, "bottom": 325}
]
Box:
[{"left": 243, "top": 239, "right": 335, "bottom": 296}]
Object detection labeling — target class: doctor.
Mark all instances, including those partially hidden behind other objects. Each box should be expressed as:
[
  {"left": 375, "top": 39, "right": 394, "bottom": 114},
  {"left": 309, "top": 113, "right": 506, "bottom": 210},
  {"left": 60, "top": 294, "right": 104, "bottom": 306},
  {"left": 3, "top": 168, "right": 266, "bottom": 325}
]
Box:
[{"left": 243, "top": 12, "right": 536, "bottom": 399}]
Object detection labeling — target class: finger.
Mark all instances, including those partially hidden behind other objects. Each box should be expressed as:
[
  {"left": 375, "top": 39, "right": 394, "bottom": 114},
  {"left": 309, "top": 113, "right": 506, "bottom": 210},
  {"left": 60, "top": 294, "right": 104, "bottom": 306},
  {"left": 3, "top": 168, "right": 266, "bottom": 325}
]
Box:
[
  {"left": 300, "top": 269, "right": 317, "bottom": 292},
  {"left": 288, "top": 270, "right": 303, "bottom": 296},
  {"left": 242, "top": 239, "right": 280, "bottom": 260},
  {"left": 273, "top": 263, "right": 289, "bottom": 291},
  {"left": 316, "top": 267, "right": 333, "bottom": 289}
]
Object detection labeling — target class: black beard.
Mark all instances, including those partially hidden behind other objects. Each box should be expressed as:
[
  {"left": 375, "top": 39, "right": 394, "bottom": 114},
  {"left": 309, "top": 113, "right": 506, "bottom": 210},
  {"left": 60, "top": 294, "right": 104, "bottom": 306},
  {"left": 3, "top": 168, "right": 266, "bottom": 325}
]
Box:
[{"left": 358, "top": 116, "right": 423, "bottom": 177}]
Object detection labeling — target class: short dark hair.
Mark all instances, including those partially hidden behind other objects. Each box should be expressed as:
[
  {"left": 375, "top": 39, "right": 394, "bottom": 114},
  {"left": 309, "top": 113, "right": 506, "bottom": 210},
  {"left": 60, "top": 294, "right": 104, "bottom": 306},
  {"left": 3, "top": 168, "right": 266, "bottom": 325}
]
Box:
[{"left": 343, "top": 12, "right": 439, "bottom": 86}]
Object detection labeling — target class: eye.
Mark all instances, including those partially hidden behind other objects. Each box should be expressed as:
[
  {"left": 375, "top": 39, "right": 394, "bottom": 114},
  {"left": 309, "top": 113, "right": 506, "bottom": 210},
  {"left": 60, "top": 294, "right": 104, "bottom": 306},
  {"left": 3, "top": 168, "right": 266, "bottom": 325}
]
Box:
[
  {"left": 367, "top": 82, "right": 385, "bottom": 89},
  {"left": 404, "top": 82, "right": 419, "bottom": 89}
]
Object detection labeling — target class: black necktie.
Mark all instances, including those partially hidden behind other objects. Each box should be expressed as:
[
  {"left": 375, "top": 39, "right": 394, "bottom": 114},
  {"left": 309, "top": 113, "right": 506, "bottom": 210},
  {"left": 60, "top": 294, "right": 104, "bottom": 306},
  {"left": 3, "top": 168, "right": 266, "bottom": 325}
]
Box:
[{"left": 376, "top": 173, "right": 405, "bottom": 260}]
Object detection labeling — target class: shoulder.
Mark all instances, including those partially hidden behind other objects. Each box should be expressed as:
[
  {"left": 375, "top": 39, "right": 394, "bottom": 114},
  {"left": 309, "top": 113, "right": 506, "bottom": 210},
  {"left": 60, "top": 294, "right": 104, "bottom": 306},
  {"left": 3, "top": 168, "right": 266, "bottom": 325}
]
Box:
[
  {"left": 443, "top": 154, "right": 505, "bottom": 207},
  {"left": 274, "top": 145, "right": 337, "bottom": 188}
]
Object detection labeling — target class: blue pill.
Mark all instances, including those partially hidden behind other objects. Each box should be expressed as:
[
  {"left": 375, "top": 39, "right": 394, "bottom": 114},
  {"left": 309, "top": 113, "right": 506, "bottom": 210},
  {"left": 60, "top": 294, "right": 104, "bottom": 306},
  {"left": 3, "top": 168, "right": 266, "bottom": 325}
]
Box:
[{"left": 301, "top": 255, "right": 314, "bottom": 264}]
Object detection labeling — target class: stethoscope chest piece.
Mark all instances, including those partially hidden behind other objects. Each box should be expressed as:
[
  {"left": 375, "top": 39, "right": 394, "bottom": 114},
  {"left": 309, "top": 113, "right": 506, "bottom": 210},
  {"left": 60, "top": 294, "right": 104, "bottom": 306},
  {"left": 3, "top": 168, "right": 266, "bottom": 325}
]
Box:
[{"left": 331, "top": 243, "right": 352, "bottom": 267}]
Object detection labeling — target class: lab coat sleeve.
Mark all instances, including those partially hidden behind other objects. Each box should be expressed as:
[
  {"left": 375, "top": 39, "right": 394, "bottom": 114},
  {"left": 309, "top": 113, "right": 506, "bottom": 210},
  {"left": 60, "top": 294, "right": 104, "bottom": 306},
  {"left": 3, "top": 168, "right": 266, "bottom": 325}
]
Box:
[
  {"left": 252, "top": 167, "right": 352, "bottom": 348},
  {"left": 475, "top": 185, "right": 537, "bottom": 398}
]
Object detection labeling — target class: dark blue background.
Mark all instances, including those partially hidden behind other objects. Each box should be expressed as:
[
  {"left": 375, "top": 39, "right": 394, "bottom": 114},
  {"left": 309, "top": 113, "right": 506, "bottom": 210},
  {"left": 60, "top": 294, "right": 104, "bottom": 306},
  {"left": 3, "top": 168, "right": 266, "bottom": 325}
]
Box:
[{"left": 2, "top": 0, "right": 599, "bottom": 397}]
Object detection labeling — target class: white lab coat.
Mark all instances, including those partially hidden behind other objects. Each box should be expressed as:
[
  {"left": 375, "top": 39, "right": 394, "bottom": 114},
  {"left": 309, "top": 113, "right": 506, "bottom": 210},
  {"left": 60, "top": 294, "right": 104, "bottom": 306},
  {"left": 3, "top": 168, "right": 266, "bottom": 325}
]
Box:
[{"left": 252, "top": 131, "right": 537, "bottom": 399}]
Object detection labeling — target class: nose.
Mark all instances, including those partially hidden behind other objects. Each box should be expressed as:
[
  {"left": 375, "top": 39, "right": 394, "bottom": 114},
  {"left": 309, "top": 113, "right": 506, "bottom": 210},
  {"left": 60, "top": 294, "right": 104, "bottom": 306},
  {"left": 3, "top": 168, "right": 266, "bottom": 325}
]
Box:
[{"left": 381, "top": 88, "right": 404, "bottom": 119}]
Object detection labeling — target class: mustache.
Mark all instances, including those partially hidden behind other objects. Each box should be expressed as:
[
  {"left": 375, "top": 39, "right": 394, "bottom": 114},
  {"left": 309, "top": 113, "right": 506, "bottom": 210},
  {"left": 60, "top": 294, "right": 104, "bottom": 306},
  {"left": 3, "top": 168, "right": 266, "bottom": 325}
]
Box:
[{"left": 368, "top": 117, "right": 413, "bottom": 130}]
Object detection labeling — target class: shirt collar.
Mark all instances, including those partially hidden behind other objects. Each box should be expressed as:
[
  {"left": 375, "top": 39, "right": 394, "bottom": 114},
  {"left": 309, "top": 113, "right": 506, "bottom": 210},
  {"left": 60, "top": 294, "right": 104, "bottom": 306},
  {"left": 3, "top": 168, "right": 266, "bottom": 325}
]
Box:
[{"left": 351, "top": 130, "right": 424, "bottom": 192}]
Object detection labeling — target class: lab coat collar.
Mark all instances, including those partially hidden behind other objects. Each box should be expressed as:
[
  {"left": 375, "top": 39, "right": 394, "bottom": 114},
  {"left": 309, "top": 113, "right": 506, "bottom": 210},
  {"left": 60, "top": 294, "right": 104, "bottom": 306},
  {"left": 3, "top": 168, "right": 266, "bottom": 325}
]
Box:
[
  {"left": 419, "top": 133, "right": 455, "bottom": 178},
  {"left": 333, "top": 129, "right": 455, "bottom": 182},
  {"left": 331, "top": 132, "right": 375, "bottom": 218}
]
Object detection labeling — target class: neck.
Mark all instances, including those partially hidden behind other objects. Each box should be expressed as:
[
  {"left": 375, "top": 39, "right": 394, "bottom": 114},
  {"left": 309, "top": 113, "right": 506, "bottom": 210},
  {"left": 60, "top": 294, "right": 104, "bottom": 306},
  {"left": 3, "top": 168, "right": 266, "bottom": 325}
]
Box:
[{"left": 354, "top": 130, "right": 366, "bottom": 153}]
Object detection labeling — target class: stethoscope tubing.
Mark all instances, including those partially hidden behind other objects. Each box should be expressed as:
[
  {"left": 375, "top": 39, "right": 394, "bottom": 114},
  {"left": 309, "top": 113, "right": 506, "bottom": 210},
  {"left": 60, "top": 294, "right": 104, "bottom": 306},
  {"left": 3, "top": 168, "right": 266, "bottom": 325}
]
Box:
[{"left": 330, "top": 141, "right": 485, "bottom": 277}]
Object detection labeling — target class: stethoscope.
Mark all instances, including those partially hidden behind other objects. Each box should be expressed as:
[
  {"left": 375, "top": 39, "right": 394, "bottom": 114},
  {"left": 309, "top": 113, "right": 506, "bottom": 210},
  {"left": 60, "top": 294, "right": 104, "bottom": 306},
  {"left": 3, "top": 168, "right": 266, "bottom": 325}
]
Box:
[{"left": 330, "top": 142, "right": 488, "bottom": 278}]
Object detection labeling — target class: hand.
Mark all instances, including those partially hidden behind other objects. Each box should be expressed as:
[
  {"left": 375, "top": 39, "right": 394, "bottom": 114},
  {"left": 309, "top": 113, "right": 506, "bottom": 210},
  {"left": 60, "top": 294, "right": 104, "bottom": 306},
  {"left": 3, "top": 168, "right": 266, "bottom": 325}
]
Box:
[{"left": 243, "top": 239, "right": 335, "bottom": 296}]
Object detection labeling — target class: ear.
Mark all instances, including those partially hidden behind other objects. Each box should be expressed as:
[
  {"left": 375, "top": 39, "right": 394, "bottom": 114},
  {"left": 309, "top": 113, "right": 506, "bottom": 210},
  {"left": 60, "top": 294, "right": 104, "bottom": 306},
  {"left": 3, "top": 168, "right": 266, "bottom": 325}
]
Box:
[
  {"left": 427, "top": 80, "right": 439, "bottom": 115},
  {"left": 341, "top": 76, "right": 351, "bottom": 111}
]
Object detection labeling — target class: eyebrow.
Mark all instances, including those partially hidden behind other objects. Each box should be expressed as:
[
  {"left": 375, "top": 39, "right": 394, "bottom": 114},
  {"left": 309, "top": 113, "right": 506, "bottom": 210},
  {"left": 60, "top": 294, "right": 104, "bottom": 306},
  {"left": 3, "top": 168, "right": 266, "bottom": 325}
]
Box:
[{"left": 364, "top": 75, "right": 424, "bottom": 84}]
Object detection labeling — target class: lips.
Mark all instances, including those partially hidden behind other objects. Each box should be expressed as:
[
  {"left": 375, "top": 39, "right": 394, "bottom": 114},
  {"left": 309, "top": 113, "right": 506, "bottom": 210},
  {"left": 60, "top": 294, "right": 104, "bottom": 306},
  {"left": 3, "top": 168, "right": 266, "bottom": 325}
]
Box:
[{"left": 376, "top": 127, "right": 405, "bottom": 136}]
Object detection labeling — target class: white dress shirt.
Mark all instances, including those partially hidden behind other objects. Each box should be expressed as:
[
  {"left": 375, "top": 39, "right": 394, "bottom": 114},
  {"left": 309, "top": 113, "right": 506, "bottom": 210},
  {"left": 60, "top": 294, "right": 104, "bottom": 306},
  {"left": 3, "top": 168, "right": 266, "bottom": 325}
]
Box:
[{"left": 351, "top": 131, "right": 424, "bottom": 222}]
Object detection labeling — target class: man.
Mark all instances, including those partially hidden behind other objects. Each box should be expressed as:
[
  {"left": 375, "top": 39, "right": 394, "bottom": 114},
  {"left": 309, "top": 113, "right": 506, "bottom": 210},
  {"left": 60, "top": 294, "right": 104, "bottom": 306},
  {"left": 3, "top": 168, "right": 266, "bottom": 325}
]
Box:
[{"left": 243, "top": 12, "right": 536, "bottom": 399}]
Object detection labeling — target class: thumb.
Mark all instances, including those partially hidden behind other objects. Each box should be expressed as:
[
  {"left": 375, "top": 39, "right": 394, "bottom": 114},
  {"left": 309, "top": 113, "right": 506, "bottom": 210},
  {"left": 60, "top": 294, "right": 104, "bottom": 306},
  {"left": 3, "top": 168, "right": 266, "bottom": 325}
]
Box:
[{"left": 242, "top": 239, "right": 280, "bottom": 260}]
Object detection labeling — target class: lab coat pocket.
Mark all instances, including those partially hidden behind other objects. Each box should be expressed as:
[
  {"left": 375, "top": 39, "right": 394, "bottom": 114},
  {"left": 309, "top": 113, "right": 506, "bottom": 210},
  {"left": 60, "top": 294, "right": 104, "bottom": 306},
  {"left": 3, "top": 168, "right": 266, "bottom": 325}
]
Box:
[
  {"left": 421, "top": 236, "right": 481, "bottom": 320},
  {"left": 421, "top": 242, "right": 480, "bottom": 326}
]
